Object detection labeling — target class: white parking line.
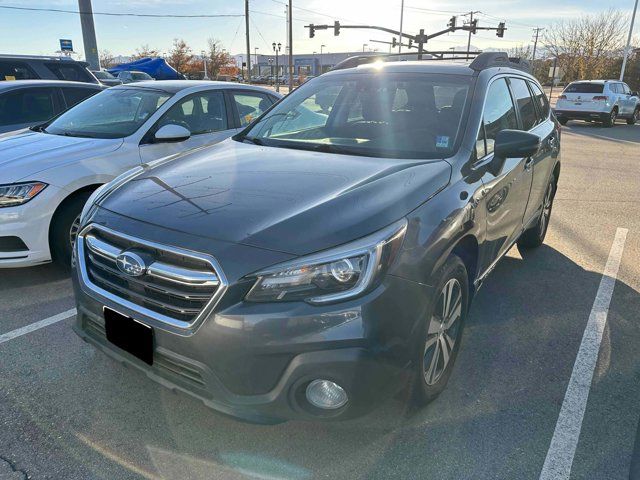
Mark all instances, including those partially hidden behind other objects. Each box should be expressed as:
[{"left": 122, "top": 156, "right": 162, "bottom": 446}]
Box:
[
  {"left": 539, "top": 227, "right": 628, "bottom": 480},
  {"left": 0, "top": 308, "right": 77, "bottom": 345}
]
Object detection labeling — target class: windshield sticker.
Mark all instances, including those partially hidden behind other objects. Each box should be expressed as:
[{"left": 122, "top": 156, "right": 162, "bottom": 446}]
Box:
[{"left": 436, "top": 136, "right": 450, "bottom": 148}]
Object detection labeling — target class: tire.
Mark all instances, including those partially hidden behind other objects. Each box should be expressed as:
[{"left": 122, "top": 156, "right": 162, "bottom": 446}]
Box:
[
  {"left": 627, "top": 107, "right": 639, "bottom": 125},
  {"left": 50, "top": 191, "right": 92, "bottom": 268},
  {"left": 517, "top": 174, "right": 556, "bottom": 250},
  {"left": 411, "top": 255, "right": 469, "bottom": 407},
  {"left": 603, "top": 107, "right": 617, "bottom": 127},
  {"left": 558, "top": 118, "right": 568, "bottom": 126}
]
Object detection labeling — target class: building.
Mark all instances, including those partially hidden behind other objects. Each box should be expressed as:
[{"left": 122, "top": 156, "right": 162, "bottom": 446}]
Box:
[{"left": 232, "top": 51, "right": 381, "bottom": 77}]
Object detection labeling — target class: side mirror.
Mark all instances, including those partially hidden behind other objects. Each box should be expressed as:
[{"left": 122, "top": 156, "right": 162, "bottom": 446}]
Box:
[
  {"left": 632, "top": 91, "right": 639, "bottom": 97},
  {"left": 153, "top": 124, "right": 191, "bottom": 143},
  {"left": 488, "top": 130, "right": 540, "bottom": 176}
]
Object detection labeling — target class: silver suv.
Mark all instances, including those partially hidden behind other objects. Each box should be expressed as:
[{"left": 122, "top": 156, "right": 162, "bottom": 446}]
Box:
[{"left": 555, "top": 80, "right": 640, "bottom": 127}]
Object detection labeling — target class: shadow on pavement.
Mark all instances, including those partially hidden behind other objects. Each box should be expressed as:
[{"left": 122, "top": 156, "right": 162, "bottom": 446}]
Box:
[
  {"left": 563, "top": 122, "right": 640, "bottom": 144},
  {"left": 0, "top": 263, "right": 69, "bottom": 290}
]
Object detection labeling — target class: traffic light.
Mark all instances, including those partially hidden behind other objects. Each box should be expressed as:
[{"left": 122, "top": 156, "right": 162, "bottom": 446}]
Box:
[
  {"left": 392, "top": 37, "right": 397, "bottom": 48},
  {"left": 496, "top": 22, "right": 506, "bottom": 38},
  {"left": 448, "top": 16, "right": 457, "bottom": 28},
  {"left": 309, "top": 24, "right": 316, "bottom": 38},
  {"left": 470, "top": 19, "right": 478, "bottom": 34},
  {"left": 334, "top": 21, "right": 340, "bottom": 36}
]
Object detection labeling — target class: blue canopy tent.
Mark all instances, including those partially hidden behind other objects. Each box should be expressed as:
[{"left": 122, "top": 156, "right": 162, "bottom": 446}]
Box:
[{"left": 107, "top": 57, "right": 185, "bottom": 80}]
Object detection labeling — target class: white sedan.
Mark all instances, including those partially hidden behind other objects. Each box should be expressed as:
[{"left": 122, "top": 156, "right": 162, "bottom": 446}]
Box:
[{"left": 0, "top": 80, "right": 280, "bottom": 268}]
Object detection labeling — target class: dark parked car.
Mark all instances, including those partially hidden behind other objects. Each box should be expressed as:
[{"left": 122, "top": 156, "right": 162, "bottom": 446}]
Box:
[
  {"left": 0, "top": 54, "right": 99, "bottom": 84},
  {"left": 0, "top": 80, "right": 103, "bottom": 134},
  {"left": 72, "top": 52, "right": 561, "bottom": 423}
]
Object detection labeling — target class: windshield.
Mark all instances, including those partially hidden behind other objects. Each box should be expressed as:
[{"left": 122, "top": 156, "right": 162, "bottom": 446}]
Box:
[
  {"left": 564, "top": 83, "right": 604, "bottom": 94},
  {"left": 44, "top": 87, "right": 171, "bottom": 138},
  {"left": 240, "top": 72, "right": 473, "bottom": 159}
]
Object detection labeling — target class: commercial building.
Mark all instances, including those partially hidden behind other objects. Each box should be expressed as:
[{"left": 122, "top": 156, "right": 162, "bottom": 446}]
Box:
[{"left": 232, "top": 51, "right": 381, "bottom": 77}]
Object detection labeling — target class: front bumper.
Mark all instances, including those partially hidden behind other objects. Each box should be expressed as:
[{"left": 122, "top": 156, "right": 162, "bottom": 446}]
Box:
[
  {"left": 0, "top": 185, "right": 63, "bottom": 268},
  {"left": 73, "top": 267, "right": 431, "bottom": 423}
]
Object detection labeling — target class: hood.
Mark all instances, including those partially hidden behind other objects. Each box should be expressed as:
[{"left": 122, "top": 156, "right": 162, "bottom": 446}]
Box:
[
  {"left": 99, "top": 139, "right": 451, "bottom": 256},
  {"left": 0, "top": 132, "right": 123, "bottom": 184}
]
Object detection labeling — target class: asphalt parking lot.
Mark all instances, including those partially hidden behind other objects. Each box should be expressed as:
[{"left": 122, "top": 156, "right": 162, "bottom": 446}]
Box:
[{"left": 1, "top": 121, "right": 639, "bottom": 480}]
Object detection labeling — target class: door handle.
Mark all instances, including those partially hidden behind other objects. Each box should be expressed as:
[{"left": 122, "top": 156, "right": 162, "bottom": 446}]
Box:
[{"left": 524, "top": 157, "right": 533, "bottom": 171}]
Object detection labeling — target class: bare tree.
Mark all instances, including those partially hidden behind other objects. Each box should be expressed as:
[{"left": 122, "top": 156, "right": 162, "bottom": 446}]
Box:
[
  {"left": 206, "top": 38, "right": 232, "bottom": 78},
  {"left": 99, "top": 49, "right": 116, "bottom": 68},
  {"left": 167, "top": 38, "right": 193, "bottom": 74},
  {"left": 543, "top": 9, "right": 628, "bottom": 82},
  {"left": 132, "top": 44, "right": 160, "bottom": 60}
]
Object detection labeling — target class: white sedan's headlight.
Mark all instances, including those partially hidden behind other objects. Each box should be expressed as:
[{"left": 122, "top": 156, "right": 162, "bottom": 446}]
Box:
[
  {"left": 0, "top": 182, "right": 47, "bottom": 208},
  {"left": 245, "top": 219, "right": 407, "bottom": 304}
]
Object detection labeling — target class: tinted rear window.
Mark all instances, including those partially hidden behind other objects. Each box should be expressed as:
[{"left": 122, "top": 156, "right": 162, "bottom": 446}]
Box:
[
  {"left": 564, "top": 83, "right": 604, "bottom": 94},
  {"left": 0, "top": 88, "right": 56, "bottom": 126},
  {"left": 0, "top": 61, "right": 37, "bottom": 81},
  {"left": 45, "top": 62, "right": 96, "bottom": 83}
]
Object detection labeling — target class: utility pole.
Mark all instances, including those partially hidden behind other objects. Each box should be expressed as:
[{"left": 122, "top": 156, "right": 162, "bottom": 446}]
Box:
[
  {"left": 620, "top": 0, "right": 638, "bottom": 81},
  {"left": 288, "top": 0, "right": 293, "bottom": 91},
  {"left": 531, "top": 27, "right": 543, "bottom": 63},
  {"left": 398, "top": 0, "right": 405, "bottom": 53},
  {"left": 78, "top": 0, "right": 100, "bottom": 70},
  {"left": 254, "top": 47, "right": 259, "bottom": 75},
  {"left": 464, "top": 11, "right": 480, "bottom": 60},
  {"left": 245, "top": 0, "right": 251, "bottom": 83}
]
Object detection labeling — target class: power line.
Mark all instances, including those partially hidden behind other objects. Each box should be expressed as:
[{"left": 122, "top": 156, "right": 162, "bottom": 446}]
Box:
[
  {"left": 0, "top": 4, "right": 243, "bottom": 18},
  {"left": 250, "top": 17, "right": 271, "bottom": 49}
]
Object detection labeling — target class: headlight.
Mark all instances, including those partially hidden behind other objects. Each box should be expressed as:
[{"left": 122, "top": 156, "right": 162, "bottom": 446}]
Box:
[
  {"left": 78, "top": 166, "right": 144, "bottom": 226},
  {"left": 245, "top": 219, "right": 407, "bottom": 304},
  {"left": 0, "top": 182, "right": 47, "bottom": 208}
]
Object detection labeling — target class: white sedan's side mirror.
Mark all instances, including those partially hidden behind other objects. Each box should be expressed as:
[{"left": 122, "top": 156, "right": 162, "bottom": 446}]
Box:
[{"left": 154, "top": 124, "right": 191, "bottom": 143}]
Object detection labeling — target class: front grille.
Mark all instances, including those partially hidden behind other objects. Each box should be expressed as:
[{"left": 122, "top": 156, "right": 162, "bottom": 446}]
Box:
[{"left": 80, "top": 225, "right": 224, "bottom": 325}]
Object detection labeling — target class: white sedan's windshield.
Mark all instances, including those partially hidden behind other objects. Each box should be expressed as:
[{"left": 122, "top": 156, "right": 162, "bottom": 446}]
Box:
[
  {"left": 45, "top": 87, "right": 171, "bottom": 139},
  {"left": 243, "top": 72, "right": 473, "bottom": 159}
]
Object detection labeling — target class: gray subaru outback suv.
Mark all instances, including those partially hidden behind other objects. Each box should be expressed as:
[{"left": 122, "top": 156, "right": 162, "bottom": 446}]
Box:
[{"left": 72, "top": 52, "right": 561, "bottom": 423}]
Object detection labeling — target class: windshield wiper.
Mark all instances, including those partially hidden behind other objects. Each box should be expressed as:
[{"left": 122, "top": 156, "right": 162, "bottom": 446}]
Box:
[
  {"left": 243, "top": 136, "right": 265, "bottom": 146},
  {"left": 29, "top": 124, "right": 46, "bottom": 133}
]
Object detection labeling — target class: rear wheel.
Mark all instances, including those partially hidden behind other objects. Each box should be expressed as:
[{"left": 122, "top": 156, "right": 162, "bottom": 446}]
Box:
[
  {"left": 50, "top": 191, "right": 92, "bottom": 268},
  {"left": 411, "top": 255, "right": 469, "bottom": 406},
  {"left": 517, "top": 174, "right": 555, "bottom": 250},
  {"left": 627, "top": 107, "right": 639, "bottom": 125},
  {"left": 603, "top": 108, "right": 617, "bottom": 127}
]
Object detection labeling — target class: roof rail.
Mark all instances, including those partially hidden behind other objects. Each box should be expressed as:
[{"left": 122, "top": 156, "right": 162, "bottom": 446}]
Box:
[
  {"left": 331, "top": 51, "right": 531, "bottom": 73},
  {"left": 469, "top": 52, "right": 531, "bottom": 72},
  {"left": 331, "top": 50, "right": 482, "bottom": 71}
]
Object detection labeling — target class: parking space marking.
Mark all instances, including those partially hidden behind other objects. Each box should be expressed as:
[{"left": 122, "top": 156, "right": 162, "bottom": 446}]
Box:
[
  {"left": 539, "top": 227, "right": 628, "bottom": 480},
  {"left": 0, "top": 308, "right": 76, "bottom": 345}
]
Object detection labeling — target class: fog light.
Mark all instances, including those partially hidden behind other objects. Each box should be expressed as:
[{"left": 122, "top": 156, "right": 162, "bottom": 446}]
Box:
[{"left": 305, "top": 379, "right": 348, "bottom": 409}]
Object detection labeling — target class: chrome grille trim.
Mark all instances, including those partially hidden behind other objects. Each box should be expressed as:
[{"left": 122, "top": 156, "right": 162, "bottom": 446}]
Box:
[{"left": 76, "top": 224, "right": 228, "bottom": 334}]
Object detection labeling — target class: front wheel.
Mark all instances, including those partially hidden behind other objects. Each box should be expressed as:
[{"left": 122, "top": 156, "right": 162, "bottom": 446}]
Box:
[
  {"left": 627, "top": 108, "right": 639, "bottom": 125},
  {"left": 411, "top": 255, "right": 469, "bottom": 407},
  {"left": 50, "top": 191, "right": 92, "bottom": 268},
  {"left": 517, "top": 174, "right": 556, "bottom": 250}
]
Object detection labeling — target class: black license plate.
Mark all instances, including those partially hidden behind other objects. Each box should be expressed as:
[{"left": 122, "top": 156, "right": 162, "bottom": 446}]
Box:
[{"left": 104, "top": 307, "right": 154, "bottom": 365}]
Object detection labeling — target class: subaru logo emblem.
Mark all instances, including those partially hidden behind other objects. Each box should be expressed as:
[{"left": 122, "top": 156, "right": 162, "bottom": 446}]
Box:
[{"left": 116, "top": 251, "right": 146, "bottom": 277}]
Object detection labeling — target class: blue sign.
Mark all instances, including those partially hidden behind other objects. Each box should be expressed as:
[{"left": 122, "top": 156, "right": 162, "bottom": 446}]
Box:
[{"left": 59, "top": 39, "right": 73, "bottom": 52}]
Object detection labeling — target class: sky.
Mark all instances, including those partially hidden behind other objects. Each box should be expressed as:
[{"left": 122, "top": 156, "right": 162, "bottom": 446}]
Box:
[{"left": 0, "top": 0, "right": 635, "bottom": 59}]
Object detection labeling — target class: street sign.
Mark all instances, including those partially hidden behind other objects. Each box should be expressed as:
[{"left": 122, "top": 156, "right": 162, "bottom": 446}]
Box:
[{"left": 59, "top": 39, "right": 73, "bottom": 52}]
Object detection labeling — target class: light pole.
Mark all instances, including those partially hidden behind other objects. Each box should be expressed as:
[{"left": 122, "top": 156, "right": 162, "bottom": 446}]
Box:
[
  {"left": 201, "top": 50, "right": 209, "bottom": 80},
  {"left": 254, "top": 47, "right": 259, "bottom": 77},
  {"left": 272, "top": 42, "right": 282, "bottom": 92},
  {"left": 320, "top": 44, "right": 326, "bottom": 74},
  {"left": 620, "top": 0, "right": 639, "bottom": 81},
  {"left": 363, "top": 43, "right": 368, "bottom": 52},
  {"left": 238, "top": 55, "right": 244, "bottom": 81}
]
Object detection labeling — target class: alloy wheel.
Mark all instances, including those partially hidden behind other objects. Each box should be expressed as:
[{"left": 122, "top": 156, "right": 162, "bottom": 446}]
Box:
[
  {"left": 69, "top": 215, "right": 81, "bottom": 251},
  {"left": 539, "top": 182, "right": 553, "bottom": 238},
  {"left": 611, "top": 109, "right": 617, "bottom": 124},
  {"left": 423, "top": 278, "right": 463, "bottom": 386}
]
